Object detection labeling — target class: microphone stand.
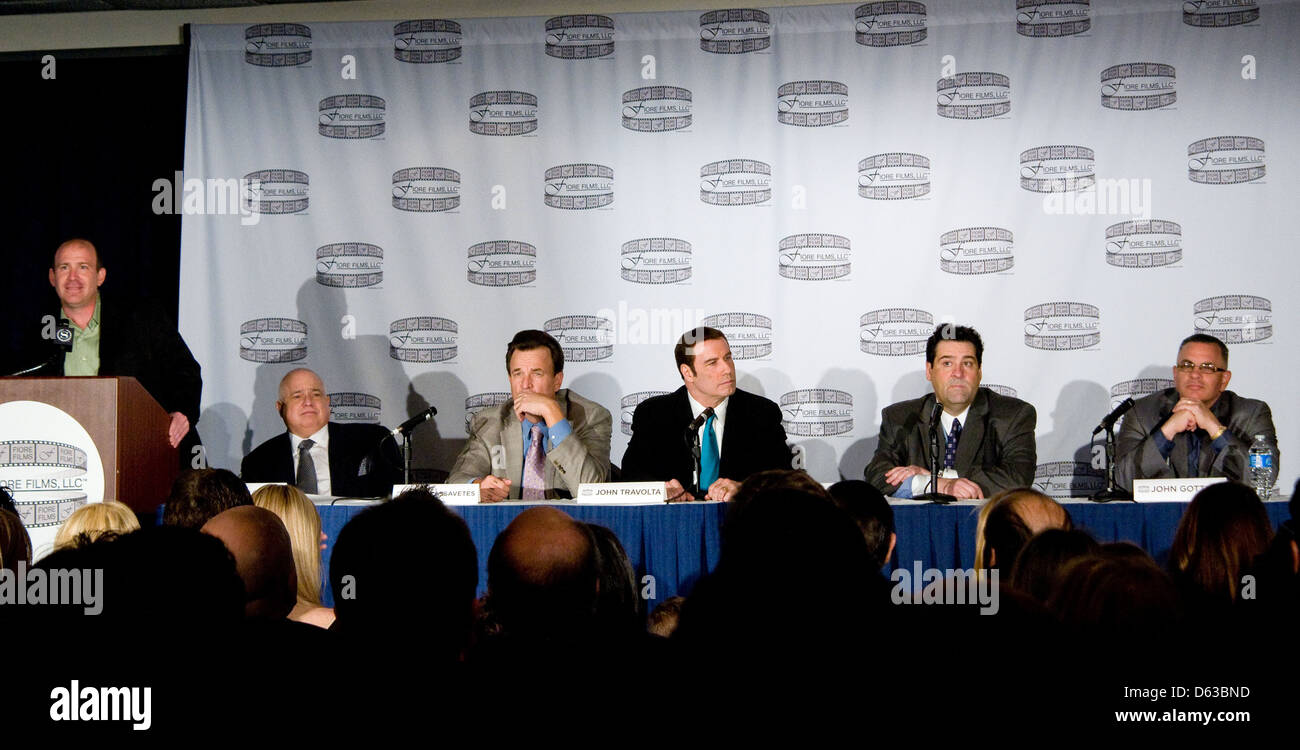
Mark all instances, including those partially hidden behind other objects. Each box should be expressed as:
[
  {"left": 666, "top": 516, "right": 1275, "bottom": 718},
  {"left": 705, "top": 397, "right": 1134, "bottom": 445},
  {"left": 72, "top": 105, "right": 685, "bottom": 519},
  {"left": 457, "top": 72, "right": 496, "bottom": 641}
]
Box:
[
  {"left": 915, "top": 402, "right": 956, "bottom": 504},
  {"left": 1090, "top": 423, "right": 1131, "bottom": 502},
  {"left": 687, "top": 426, "right": 703, "bottom": 499}
]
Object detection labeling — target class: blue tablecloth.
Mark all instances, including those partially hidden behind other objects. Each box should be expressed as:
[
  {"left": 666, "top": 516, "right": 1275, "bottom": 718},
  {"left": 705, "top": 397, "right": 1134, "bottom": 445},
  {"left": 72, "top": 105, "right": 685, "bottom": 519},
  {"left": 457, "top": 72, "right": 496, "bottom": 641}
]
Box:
[{"left": 315, "top": 499, "right": 1292, "bottom": 608}]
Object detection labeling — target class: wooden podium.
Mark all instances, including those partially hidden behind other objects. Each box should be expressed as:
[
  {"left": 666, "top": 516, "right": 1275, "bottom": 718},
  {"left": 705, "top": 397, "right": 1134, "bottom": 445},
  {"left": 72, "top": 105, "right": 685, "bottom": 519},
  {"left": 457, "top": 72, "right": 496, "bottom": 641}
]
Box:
[{"left": 0, "top": 377, "right": 177, "bottom": 513}]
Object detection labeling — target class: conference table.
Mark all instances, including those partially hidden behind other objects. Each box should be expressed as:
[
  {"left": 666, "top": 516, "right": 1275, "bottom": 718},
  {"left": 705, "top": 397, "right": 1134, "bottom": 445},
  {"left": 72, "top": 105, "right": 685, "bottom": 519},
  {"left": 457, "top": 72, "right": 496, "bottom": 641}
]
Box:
[{"left": 314, "top": 497, "right": 1292, "bottom": 608}]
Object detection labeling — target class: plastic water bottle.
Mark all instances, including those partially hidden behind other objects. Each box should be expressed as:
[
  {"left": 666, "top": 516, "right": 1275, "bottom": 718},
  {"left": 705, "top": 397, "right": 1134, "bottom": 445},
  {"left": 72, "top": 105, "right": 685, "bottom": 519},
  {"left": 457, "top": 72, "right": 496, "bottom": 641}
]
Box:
[{"left": 1248, "top": 434, "right": 1275, "bottom": 501}]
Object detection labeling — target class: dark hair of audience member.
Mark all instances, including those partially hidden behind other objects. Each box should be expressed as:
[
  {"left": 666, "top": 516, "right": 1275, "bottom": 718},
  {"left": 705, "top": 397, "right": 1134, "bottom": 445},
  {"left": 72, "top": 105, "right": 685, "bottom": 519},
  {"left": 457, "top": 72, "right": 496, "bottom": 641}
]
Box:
[
  {"left": 725, "top": 469, "right": 828, "bottom": 538},
  {"left": 586, "top": 523, "right": 643, "bottom": 636},
  {"left": 162, "top": 468, "right": 253, "bottom": 530},
  {"left": 828, "top": 479, "right": 895, "bottom": 570},
  {"left": 0, "top": 508, "right": 33, "bottom": 572},
  {"left": 1097, "top": 541, "right": 1153, "bottom": 563},
  {"left": 647, "top": 596, "right": 686, "bottom": 638},
  {"left": 0, "top": 485, "right": 17, "bottom": 516},
  {"left": 1008, "top": 529, "right": 1099, "bottom": 603},
  {"left": 484, "top": 507, "right": 599, "bottom": 641},
  {"left": 1169, "top": 481, "right": 1272, "bottom": 605},
  {"left": 976, "top": 488, "right": 1072, "bottom": 572},
  {"left": 1047, "top": 553, "right": 1182, "bottom": 631},
  {"left": 329, "top": 488, "right": 478, "bottom": 662}
]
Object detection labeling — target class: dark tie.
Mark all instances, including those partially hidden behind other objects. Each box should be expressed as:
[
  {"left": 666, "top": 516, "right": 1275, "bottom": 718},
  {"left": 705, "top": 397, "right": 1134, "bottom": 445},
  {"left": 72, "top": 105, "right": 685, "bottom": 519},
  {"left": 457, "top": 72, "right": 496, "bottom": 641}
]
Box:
[
  {"left": 522, "top": 424, "right": 546, "bottom": 500},
  {"left": 1187, "top": 431, "right": 1202, "bottom": 477},
  {"left": 944, "top": 418, "right": 962, "bottom": 469},
  {"left": 296, "top": 438, "right": 318, "bottom": 494}
]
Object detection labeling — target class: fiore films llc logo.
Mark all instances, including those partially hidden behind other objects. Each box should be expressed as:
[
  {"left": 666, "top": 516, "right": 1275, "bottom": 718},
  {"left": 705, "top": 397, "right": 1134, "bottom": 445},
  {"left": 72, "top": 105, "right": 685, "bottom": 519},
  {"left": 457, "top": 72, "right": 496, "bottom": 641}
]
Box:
[
  {"left": 777, "top": 81, "right": 848, "bottom": 127},
  {"left": 466, "top": 392, "right": 512, "bottom": 434},
  {"left": 545, "top": 315, "right": 615, "bottom": 362},
  {"left": 1105, "top": 220, "right": 1182, "bottom": 268},
  {"left": 621, "top": 238, "right": 692, "bottom": 284},
  {"left": 470, "top": 91, "right": 539, "bottom": 136},
  {"left": 389, "top": 317, "right": 458, "bottom": 362},
  {"left": 1194, "top": 294, "right": 1272, "bottom": 344},
  {"left": 621, "top": 391, "right": 671, "bottom": 435},
  {"left": 392, "top": 167, "right": 460, "bottom": 212},
  {"left": 243, "top": 169, "right": 308, "bottom": 214},
  {"left": 855, "top": 2, "right": 927, "bottom": 47},
  {"left": 939, "top": 227, "right": 1014, "bottom": 275},
  {"left": 860, "top": 308, "right": 933, "bottom": 356},
  {"left": 318, "top": 94, "right": 385, "bottom": 139},
  {"left": 239, "top": 318, "right": 308, "bottom": 363},
  {"left": 700, "top": 159, "right": 771, "bottom": 206},
  {"left": 467, "top": 241, "right": 537, "bottom": 287},
  {"left": 1034, "top": 461, "right": 1106, "bottom": 498},
  {"left": 700, "top": 8, "right": 770, "bottom": 54},
  {"left": 545, "top": 15, "right": 614, "bottom": 59},
  {"left": 778, "top": 233, "right": 851, "bottom": 280},
  {"left": 1020, "top": 145, "right": 1095, "bottom": 193},
  {"left": 984, "top": 384, "right": 1020, "bottom": 398},
  {"left": 1183, "top": 1, "right": 1260, "bottom": 27},
  {"left": 1188, "top": 136, "right": 1265, "bottom": 184},
  {"left": 329, "top": 392, "right": 381, "bottom": 423},
  {"left": 245, "top": 23, "right": 311, "bottom": 67},
  {"left": 703, "top": 312, "right": 773, "bottom": 359},
  {"left": 780, "top": 389, "right": 853, "bottom": 437},
  {"left": 1110, "top": 378, "right": 1172, "bottom": 427},
  {"left": 316, "top": 243, "right": 383, "bottom": 288},
  {"left": 1101, "top": 63, "right": 1175, "bottom": 110},
  {"left": 1024, "top": 302, "right": 1100, "bottom": 351},
  {"left": 545, "top": 164, "right": 614, "bottom": 209},
  {"left": 858, "top": 152, "right": 930, "bottom": 200},
  {"left": 622, "top": 86, "right": 692, "bottom": 132},
  {"left": 937, "top": 72, "right": 1010, "bottom": 119},
  {"left": 1016, "top": 1, "right": 1090, "bottom": 37},
  {"left": 394, "top": 20, "right": 463, "bottom": 63}
]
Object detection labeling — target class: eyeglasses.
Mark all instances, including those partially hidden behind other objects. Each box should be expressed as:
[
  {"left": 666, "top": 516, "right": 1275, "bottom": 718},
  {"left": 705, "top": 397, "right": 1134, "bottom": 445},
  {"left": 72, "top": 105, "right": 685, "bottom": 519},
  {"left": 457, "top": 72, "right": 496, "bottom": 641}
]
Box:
[{"left": 1174, "top": 360, "right": 1227, "bottom": 374}]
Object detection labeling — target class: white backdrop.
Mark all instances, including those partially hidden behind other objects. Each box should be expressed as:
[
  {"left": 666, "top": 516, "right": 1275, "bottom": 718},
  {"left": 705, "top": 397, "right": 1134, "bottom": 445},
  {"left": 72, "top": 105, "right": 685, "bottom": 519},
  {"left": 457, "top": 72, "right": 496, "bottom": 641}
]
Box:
[{"left": 179, "top": 0, "right": 1296, "bottom": 495}]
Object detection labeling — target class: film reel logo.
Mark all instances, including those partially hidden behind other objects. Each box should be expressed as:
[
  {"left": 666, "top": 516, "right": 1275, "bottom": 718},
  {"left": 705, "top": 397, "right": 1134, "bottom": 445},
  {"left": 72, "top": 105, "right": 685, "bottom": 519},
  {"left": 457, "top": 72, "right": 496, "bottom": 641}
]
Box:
[
  {"left": 470, "top": 91, "right": 539, "bottom": 136},
  {"left": 242, "top": 169, "right": 308, "bottom": 214},
  {"left": 389, "top": 317, "right": 458, "bottom": 363},
  {"left": 937, "top": 72, "right": 1010, "bottom": 119},
  {"left": 984, "top": 384, "right": 1020, "bottom": 399},
  {"left": 778, "top": 234, "right": 850, "bottom": 281},
  {"left": 858, "top": 152, "right": 930, "bottom": 200},
  {"left": 1016, "top": 0, "right": 1091, "bottom": 37},
  {"left": 1020, "top": 145, "right": 1095, "bottom": 193},
  {"left": 622, "top": 86, "right": 692, "bottom": 132},
  {"left": 1182, "top": 0, "right": 1260, "bottom": 27},
  {"left": 394, "top": 19, "right": 463, "bottom": 63},
  {"left": 621, "top": 391, "right": 671, "bottom": 435},
  {"left": 467, "top": 241, "right": 537, "bottom": 287},
  {"left": 621, "top": 238, "right": 691, "bottom": 285},
  {"left": 1194, "top": 294, "right": 1272, "bottom": 344},
  {"left": 1105, "top": 220, "right": 1182, "bottom": 268},
  {"left": 702, "top": 312, "right": 773, "bottom": 360},
  {"left": 1101, "top": 63, "right": 1175, "bottom": 110},
  {"left": 700, "top": 159, "right": 771, "bottom": 206},
  {"left": 777, "top": 81, "right": 848, "bottom": 127},
  {"left": 1110, "top": 379, "right": 1172, "bottom": 431},
  {"left": 860, "top": 308, "right": 934, "bottom": 357},
  {"left": 318, "top": 94, "right": 385, "bottom": 139},
  {"left": 245, "top": 23, "right": 311, "bottom": 67},
  {"left": 1188, "top": 136, "right": 1265, "bottom": 184},
  {"left": 544, "top": 164, "right": 613, "bottom": 209},
  {"left": 392, "top": 167, "right": 460, "bottom": 212},
  {"left": 465, "top": 392, "right": 512, "bottom": 435},
  {"left": 855, "top": 2, "right": 927, "bottom": 47},
  {"left": 699, "top": 9, "right": 771, "bottom": 54},
  {"left": 1034, "top": 461, "right": 1106, "bottom": 498},
  {"left": 239, "top": 318, "right": 308, "bottom": 363},
  {"left": 781, "top": 389, "right": 853, "bottom": 437},
  {"left": 329, "top": 392, "right": 382, "bottom": 423},
  {"left": 316, "top": 243, "right": 383, "bottom": 288},
  {"left": 546, "top": 15, "right": 615, "bottom": 59},
  {"left": 939, "top": 227, "right": 1014, "bottom": 275},
  {"left": 544, "top": 315, "right": 615, "bottom": 363},
  {"left": 1024, "top": 302, "right": 1100, "bottom": 351}
]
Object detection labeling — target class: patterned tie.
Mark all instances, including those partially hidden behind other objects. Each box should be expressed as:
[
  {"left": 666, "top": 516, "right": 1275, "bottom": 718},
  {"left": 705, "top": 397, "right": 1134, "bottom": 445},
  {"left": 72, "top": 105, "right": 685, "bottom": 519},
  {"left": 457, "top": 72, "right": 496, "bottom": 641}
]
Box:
[
  {"left": 700, "top": 413, "right": 720, "bottom": 492},
  {"left": 522, "top": 423, "right": 546, "bottom": 500},
  {"left": 944, "top": 418, "right": 962, "bottom": 469},
  {"left": 296, "top": 439, "right": 318, "bottom": 494}
]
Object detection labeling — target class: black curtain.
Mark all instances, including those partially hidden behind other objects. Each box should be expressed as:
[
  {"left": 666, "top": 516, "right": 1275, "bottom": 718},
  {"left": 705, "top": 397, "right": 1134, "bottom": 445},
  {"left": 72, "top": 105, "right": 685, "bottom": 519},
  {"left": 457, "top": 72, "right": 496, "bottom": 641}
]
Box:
[{"left": 0, "top": 44, "right": 187, "bottom": 372}]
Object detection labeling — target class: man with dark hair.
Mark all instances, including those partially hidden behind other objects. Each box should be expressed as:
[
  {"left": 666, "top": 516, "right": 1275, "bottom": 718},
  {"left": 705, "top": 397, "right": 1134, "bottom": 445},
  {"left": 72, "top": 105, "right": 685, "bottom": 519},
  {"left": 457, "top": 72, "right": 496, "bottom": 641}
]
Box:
[
  {"left": 866, "top": 324, "right": 1036, "bottom": 499},
  {"left": 448, "top": 329, "right": 611, "bottom": 501},
  {"left": 162, "top": 467, "right": 253, "bottom": 529},
  {"left": 621, "top": 327, "right": 790, "bottom": 502},
  {"left": 1114, "top": 333, "right": 1277, "bottom": 491},
  {"left": 241, "top": 368, "right": 401, "bottom": 497},
  {"left": 828, "top": 479, "right": 896, "bottom": 570}
]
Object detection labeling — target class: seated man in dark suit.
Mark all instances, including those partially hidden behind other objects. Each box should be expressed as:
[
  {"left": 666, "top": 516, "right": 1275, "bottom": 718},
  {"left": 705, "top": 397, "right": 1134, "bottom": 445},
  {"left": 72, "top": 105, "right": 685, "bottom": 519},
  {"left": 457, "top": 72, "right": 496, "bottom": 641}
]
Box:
[
  {"left": 621, "top": 327, "right": 791, "bottom": 502},
  {"left": 241, "top": 368, "right": 400, "bottom": 497},
  {"left": 865, "top": 324, "right": 1037, "bottom": 499}
]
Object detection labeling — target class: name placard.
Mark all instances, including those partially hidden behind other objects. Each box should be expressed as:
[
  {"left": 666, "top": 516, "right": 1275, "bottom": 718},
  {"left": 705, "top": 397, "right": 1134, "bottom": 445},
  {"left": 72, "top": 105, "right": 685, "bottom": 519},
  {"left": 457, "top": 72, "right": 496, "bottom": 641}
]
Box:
[
  {"left": 394, "top": 483, "right": 482, "bottom": 505},
  {"left": 576, "top": 482, "right": 667, "bottom": 505},
  {"left": 1133, "top": 477, "right": 1226, "bottom": 502}
]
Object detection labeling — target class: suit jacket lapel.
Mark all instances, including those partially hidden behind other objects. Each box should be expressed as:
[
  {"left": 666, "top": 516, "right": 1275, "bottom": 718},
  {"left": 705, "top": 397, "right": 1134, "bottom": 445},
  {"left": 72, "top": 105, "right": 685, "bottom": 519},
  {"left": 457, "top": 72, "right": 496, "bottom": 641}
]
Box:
[
  {"left": 953, "top": 390, "right": 987, "bottom": 474},
  {"left": 719, "top": 391, "right": 742, "bottom": 472},
  {"left": 917, "top": 395, "right": 937, "bottom": 469}
]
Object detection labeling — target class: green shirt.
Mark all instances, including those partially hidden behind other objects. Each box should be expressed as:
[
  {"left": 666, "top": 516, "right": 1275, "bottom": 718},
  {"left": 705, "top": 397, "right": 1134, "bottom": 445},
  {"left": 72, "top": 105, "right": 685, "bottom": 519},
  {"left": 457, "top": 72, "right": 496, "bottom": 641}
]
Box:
[{"left": 61, "top": 298, "right": 101, "bottom": 376}]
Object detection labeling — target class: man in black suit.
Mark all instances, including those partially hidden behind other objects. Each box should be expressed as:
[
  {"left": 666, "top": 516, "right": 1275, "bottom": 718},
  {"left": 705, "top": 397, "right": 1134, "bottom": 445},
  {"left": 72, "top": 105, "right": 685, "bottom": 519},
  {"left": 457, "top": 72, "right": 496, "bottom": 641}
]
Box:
[
  {"left": 621, "top": 327, "right": 790, "bottom": 502},
  {"left": 865, "top": 324, "right": 1036, "bottom": 499},
  {"left": 241, "top": 368, "right": 400, "bottom": 497}
]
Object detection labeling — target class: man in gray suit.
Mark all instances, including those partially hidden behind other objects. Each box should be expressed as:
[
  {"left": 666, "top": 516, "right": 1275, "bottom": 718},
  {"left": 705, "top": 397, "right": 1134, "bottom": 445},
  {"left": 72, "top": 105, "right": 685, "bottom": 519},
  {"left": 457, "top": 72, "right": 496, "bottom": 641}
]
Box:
[
  {"left": 448, "top": 330, "right": 611, "bottom": 501},
  {"left": 1114, "top": 333, "right": 1277, "bottom": 491}
]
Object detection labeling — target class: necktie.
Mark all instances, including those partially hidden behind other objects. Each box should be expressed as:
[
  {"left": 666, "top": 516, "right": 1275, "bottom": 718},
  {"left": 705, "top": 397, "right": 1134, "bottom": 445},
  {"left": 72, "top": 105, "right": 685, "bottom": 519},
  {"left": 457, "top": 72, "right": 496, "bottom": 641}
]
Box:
[
  {"left": 1187, "top": 431, "right": 1202, "bottom": 477},
  {"left": 522, "top": 424, "right": 546, "bottom": 500},
  {"left": 296, "top": 439, "right": 318, "bottom": 494},
  {"left": 700, "top": 413, "right": 720, "bottom": 492},
  {"left": 944, "top": 418, "right": 962, "bottom": 469}
]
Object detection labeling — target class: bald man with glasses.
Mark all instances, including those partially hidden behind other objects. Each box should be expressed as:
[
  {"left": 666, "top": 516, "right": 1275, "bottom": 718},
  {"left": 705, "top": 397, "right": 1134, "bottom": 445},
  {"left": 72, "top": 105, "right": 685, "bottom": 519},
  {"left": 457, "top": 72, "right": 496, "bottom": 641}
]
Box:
[{"left": 1114, "top": 333, "right": 1277, "bottom": 491}]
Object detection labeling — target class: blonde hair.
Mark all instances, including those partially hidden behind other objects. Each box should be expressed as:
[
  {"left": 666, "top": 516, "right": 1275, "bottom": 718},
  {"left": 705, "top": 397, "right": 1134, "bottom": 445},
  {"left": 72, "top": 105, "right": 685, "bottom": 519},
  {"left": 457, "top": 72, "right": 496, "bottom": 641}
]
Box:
[
  {"left": 252, "top": 484, "right": 323, "bottom": 607},
  {"left": 53, "top": 501, "right": 140, "bottom": 550}
]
